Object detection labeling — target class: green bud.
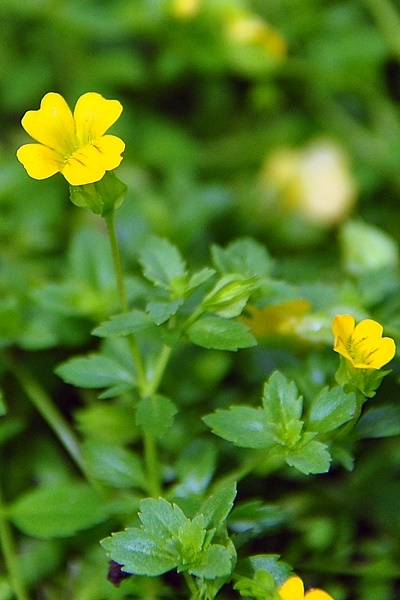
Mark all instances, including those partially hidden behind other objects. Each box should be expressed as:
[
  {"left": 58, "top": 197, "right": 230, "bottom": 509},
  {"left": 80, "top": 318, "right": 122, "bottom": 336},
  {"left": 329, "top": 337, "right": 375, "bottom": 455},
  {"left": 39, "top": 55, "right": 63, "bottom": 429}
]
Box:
[
  {"left": 69, "top": 171, "right": 127, "bottom": 216},
  {"left": 202, "top": 274, "right": 259, "bottom": 318}
]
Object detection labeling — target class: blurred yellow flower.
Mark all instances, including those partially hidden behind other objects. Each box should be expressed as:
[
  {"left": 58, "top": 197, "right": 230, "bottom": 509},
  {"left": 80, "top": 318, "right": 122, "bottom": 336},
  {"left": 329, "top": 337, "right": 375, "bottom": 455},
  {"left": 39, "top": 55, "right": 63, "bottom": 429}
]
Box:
[
  {"left": 260, "top": 141, "right": 356, "bottom": 227},
  {"left": 226, "top": 13, "right": 286, "bottom": 58},
  {"left": 332, "top": 314, "right": 396, "bottom": 369},
  {"left": 279, "top": 576, "right": 334, "bottom": 600},
  {"left": 17, "top": 92, "right": 125, "bottom": 186},
  {"left": 170, "top": 0, "right": 201, "bottom": 19},
  {"left": 239, "top": 300, "right": 311, "bottom": 338}
]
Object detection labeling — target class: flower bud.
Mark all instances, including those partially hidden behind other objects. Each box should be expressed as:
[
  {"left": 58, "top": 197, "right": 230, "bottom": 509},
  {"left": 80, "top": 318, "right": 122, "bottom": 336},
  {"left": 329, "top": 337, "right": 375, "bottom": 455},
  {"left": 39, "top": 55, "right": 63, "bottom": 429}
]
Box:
[{"left": 202, "top": 274, "right": 259, "bottom": 318}]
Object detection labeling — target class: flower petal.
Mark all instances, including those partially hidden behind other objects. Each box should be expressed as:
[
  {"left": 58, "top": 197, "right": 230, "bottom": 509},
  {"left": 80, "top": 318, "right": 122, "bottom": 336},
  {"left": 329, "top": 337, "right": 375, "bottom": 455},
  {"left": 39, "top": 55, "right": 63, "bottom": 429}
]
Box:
[
  {"left": 91, "top": 135, "right": 125, "bottom": 170},
  {"left": 305, "top": 588, "right": 334, "bottom": 600},
  {"left": 73, "top": 92, "right": 123, "bottom": 143},
  {"left": 21, "top": 92, "right": 75, "bottom": 154},
  {"left": 61, "top": 148, "right": 105, "bottom": 186},
  {"left": 279, "top": 576, "right": 304, "bottom": 600},
  {"left": 332, "top": 314, "right": 354, "bottom": 361},
  {"left": 16, "top": 144, "right": 62, "bottom": 180},
  {"left": 357, "top": 337, "right": 396, "bottom": 369},
  {"left": 353, "top": 319, "right": 383, "bottom": 343}
]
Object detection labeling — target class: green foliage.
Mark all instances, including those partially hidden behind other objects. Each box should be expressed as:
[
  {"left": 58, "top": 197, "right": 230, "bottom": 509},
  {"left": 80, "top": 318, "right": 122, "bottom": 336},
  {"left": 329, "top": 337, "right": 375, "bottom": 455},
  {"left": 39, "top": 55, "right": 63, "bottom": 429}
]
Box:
[
  {"left": 204, "top": 371, "right": 357, "bottom": 475},
  {"left": 101, "top": 484, "right": 237, "bottom": 581},
  {"left": 8, "top": 481, "right": 109, "bottom": 539},
  {"left": 2, "top": 1, "right": 400, "bottom": 598}
]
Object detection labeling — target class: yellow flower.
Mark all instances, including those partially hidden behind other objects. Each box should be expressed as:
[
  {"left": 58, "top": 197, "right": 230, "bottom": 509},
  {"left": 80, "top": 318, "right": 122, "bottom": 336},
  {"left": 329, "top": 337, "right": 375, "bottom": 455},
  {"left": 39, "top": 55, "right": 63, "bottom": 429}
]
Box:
[
  {"left": 279, "top": 576, "right": 334, "bottom": 600},
  {"left": 332, "top": 314, "right": 396, "bottom": 370},
  {"left": 225, "top": 13, "right": 286, "bottom": 58},
  {"left": 239, "top": 300, "right": 311, "bottom": 338},
  {"left": 17, "top": 92, "right": 125, "bottom": 186}
]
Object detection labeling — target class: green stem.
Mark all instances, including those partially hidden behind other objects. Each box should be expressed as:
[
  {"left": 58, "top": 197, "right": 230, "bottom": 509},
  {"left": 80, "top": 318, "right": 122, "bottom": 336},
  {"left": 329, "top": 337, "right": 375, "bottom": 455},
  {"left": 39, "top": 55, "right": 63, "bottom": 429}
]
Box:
[
  {"left": 104, "top": 211, "right": 147, "bottom": 391},
  {"left": 3, "top": 354, "right": 105, "bottom": 494},
  {"left": 5, "top": 355, "right": 83, "bottom": 470},
  {"left": 143, "top": 431, "right": 161, "bottom": 498},
  {"left": 143, "top": 345, "right": 173, "bottom": 397},
  {"left": 183, "top": 572, "right": 198, "bottom": 598},
  {"left": 0, "top": 480, "right": 30, "bottom": 600}
]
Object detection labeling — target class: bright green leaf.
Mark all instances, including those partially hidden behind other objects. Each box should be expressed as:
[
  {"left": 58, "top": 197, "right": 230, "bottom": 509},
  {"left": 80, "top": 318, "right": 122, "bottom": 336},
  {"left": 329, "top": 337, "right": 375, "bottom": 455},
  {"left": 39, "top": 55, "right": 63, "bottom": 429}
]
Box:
[
  {"left": 203, "top": 406, "right": 277, "bottom": 449},
  {"left": 262, "top": 371, "right": 303, "bottom": 426},
  {"left": 307, "top": 387, "right": 356, "bottom": 433},
  {"left": 285, "top": 440, "right": 331, "bottom": 474},
  {"left": 187, "top": 315, "right": 256, "bottom": 351},
  {"left": 55, "top": 353, "right": 135, "bottom": 390},
  {"left": 200, "top": 483, "right": 237, "bottom": 531}
]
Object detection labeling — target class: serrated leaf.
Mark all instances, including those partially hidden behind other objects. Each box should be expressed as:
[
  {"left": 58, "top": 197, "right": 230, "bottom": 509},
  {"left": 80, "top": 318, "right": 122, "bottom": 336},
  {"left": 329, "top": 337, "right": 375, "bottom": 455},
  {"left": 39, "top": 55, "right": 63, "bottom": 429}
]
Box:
[
  {"left": 101, "top": 528, "right": 177, "bottom": 576},
  {"left": 55, "top": 353, "right": 135, "bottom": 390},
  {"left": 307, "top": 387, "right": 356, "bottom": 433},
  {"left": 82, "top": 440, "right": 147, "bottom": 490},
  {"left": 211, "top": 238, "right": 272, "bottom": 278},
  {"left": 236, "top": 554, "right": 292, "bottom": 588},
  {"left": 187, "top": 315, "right": 256, "bottom": 351},
  {"left": 262, "top": 371, "right": 303, "bottom": 426},
  {"left": 92, "top": 310, "right": 154, "bottom": 337},
  {"left": 285, "top": 440, "right": 331, "bottom": 475},
  {"left": 203, "top": 407, "right": 277, "bottom": 449},
  {"left": 200, "top": 483, "right": 237, "bottom": 531},
  {"left": 136, "top": 395, "right": 177, "bottom": 437},
  {"left": 139, "top": 237, "right": 187, "bottom": 290},
  {"left": 189, "top": 544, "right": 233, "bottom": 579},
  {"left": 8, "top": 482, "right": 108, "bottom": 538},
  {"left": 139, "top": 497, "right": 187, "bottom": 538},
  {"left": 354, "top": 405, "right": 400, "bottom": 439}
]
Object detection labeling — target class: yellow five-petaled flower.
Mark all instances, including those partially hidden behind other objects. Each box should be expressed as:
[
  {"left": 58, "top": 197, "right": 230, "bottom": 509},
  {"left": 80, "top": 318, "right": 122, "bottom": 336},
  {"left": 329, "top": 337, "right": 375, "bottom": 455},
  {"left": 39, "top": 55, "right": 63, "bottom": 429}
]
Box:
[
  {"left": 332, "top": 314, "right": 396, "bottom": 370},
  {"left": 279, "top": 576, "right": 334, "bottom": 600},
  {"left": 16, "top": 92, "right": 125, "bottom": 186}
]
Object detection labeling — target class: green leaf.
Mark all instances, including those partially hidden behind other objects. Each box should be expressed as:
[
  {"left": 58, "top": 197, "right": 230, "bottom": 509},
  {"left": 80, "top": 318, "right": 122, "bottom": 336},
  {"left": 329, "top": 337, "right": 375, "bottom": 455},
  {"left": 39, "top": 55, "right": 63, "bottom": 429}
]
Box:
[
  {"left": 174, "top": 439, "right": 217, "bottom": 496},
  {"left": 262, "top": 371, "right": 303, "bottom": 426},
  {"left": 139, "top": 497, "right": 187, "bottom": 538},
  {"left": 75, "top": 403, "right": 139, "bottom": 445},
  {"left": 285, "top": 440, "right": 331, "bottom": 474},
  {"left": 211, "top": 238, "right": 272, "bottom": 278},
  {"left": 307, "top": 387, "right": 357, "bottom": 433},
  {"left": 187, "top": 268, "right": 216, "bottom": 291},
  {"left": 92, "top": 310, "right": 154, "bottom": 337},
  {"left": 203, "top": 406, "right": 277, "bottom": 449},
  {"left": 0, "top": 389, "right": 7, "bottom": 416},
  {"left": 200, "top": 483, "right": 237, "bottom": 531},
  {"left": 139, "top": 236, "right": 187, "bottom": 290},
  {"left": 235, "top": 554, "right": 292, "bottom": 590},
  {"left": 229, "top": 501, "right": 288, "bottom": 538},
  {"left": 187, "top": 315, "right": 256, "bottom": 351},
  {"left": 8, "top": 482, "right": 108, "bottom": 538},
  {"left": 354, "top": 405, "right": 400, "bottom": 439},
  {"left": 82, "top": 440, "right": 147, "bottom": 490},
  {"left": 101, "top": 528, "right": 177, "bottom": 576},
  {"left": 189, "top": 544, "right": 233, "bottom": 579},
  {"left": 147, "top": 298, "right": 183, "bottom": 325},
  {"left": 136, "top": 395, "right": 177, "bottom": 437},
  {"left": 55, "top": 353, "right": 135, "bottom": 391}
]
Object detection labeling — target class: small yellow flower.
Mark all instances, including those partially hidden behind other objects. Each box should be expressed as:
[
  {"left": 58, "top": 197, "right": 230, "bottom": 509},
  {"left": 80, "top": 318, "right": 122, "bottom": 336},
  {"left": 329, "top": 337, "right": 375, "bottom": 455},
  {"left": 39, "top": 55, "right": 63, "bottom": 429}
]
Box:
[
  {"left": 279, "top": 576, "right": 334, "bottom": 600},
  {"left": 17, "top": 92, "right": 125, "bottom": 186},
  {"left": 225, "top": 13, "right": 286, "bottom": 58},
  {"left": 332, "top": 314, "right": 396, "bottom": 370}
]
